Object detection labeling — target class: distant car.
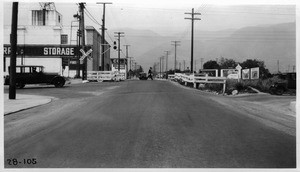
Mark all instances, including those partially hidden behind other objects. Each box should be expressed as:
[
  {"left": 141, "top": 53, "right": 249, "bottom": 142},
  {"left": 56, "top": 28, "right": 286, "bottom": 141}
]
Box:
[
  {"left": 269, "top": 82, "right": 287, "bottom": 95},
  {"left": 139, "top": 72, "right": 148, "bottom": 80},
  {"left": 4, "top": 65, "right": 65, "bottom": 88}
]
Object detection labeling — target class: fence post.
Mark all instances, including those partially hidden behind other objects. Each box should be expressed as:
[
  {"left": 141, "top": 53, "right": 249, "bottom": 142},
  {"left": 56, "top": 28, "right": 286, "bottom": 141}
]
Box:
[{"left": 223, "top": 79, "right": 226, "bottom": 95}]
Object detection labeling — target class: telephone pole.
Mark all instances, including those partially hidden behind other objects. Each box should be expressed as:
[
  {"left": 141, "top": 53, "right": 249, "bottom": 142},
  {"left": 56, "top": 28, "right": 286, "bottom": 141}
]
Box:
[
  {"left": 114, "top": 32, "right": 125, "bottom": 71},
  {"left": 165, "top": 50, "right": 170, "bottom": 72},
  {"left": 124, "top": 44, "right": 130, "bottom": 78},
  {"left": 179, "top": 62, "right": 181, "bottom": 71},
  {"left": 185, "top": 8, "right": 201, "bottom": 73},
  {"left": 171, "top": 41, "right": 180, "bottom": 71},
  {"left": 97, "top": 2, "right": 112, "bottom": 71},
  {"left": 293, "top": 65, "right": 295, "bottom": 72},
  {"left": 9, "top": 2, "right": 18, "bottom": 99},
  {"left": 277, "top": 60, "right": 280, "bottom": 73},
  {"left": 128, "top": 56, "right": 133, "bottom": 78},
  {"left": 200, "top": 58, "right": 204, "bottom": 70},
  {"left": 160, "top": 56, "right": 164, "bottom": 78},
  {"left": 79, "top": 3, "right": 86, "bottom": 80}
]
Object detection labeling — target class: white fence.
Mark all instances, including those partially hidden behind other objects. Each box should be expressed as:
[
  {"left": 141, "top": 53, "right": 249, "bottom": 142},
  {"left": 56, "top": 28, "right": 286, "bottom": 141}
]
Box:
[
  {"left": 171, "top": 73, "right": 227, "bottom": 94},
  {"left": 87, "top": 71, "right": 125, "bottom": 82}
]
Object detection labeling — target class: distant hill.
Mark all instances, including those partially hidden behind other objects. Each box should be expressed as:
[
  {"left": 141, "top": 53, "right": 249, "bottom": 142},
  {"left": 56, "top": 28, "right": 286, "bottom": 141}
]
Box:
[{"left": 108, "top": 22, "right": 295, "bottom": 73}]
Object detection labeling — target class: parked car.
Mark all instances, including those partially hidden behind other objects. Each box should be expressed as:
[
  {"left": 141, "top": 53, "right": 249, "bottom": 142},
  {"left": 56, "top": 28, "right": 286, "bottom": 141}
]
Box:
[{"left": 4, "top": 65, "right": 65, "bottom": 88}]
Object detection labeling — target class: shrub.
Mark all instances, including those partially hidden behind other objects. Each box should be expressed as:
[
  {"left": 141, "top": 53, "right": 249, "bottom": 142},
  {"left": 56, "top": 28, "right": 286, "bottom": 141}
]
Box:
[
  {"left": 205, "top": 83, "right": 224, "bottom": 93},
  {"left": 224, "top": 76, "right": 287, "bottom": 94}
]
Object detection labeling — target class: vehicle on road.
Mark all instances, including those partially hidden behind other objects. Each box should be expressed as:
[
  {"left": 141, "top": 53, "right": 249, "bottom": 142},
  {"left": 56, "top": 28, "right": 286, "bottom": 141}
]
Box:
[
  {"left": 269, "top": 82, "right": 287, "bottom": 95},
  {"left": 4, "top": 65, "right": 65, "bottom": 88},
  {"left": 139, "top": 72, "right": 148, "bottom": 80}
]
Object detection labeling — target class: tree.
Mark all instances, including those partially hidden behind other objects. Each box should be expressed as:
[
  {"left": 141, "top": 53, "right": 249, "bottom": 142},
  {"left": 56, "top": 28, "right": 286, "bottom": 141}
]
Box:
[
  {"left": 219, "top": 58, "right": 237, "bottom": 69},
  {"left": 240, "top": 59, "right": 271, "bottom": 79},
  {"left": 203, "top": 60, "right": 220, "bottom": 69}
]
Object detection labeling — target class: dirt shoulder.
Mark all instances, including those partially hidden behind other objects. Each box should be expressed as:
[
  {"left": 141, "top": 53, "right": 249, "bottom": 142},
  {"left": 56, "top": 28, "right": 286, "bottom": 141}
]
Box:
[
  {"left": 207, "top": 93, "right": 296, "bottom": 136},
  {"left": 170, "top": 81, "right": 296, "bottom": 136}
]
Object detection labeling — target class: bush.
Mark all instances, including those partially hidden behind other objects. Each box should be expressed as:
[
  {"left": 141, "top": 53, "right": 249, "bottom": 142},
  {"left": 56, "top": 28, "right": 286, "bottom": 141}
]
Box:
[
  {"left": 205, "top": 83, "right": 223, "bottom": 93},
  {"left": 224, "top": 76, "right": 287, "bottom": 94},
  {"left": 252, "top": 76, "right": 287, "bottom": 92}
]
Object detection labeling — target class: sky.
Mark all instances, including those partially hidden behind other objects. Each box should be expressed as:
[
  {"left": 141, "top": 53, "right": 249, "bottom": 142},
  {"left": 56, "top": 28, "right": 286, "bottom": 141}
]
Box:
[
  {"left": 2, "top": 0, "right": 298, "bottom": 72},
  {"left": 3, "top": 0, "right": 296, "bottom": 34}
]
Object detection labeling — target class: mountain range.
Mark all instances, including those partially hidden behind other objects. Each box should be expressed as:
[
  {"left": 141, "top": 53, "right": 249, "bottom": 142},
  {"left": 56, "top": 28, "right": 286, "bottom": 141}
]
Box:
[{"left": 108, "top": 22, "right": 296, "bottom": 73}]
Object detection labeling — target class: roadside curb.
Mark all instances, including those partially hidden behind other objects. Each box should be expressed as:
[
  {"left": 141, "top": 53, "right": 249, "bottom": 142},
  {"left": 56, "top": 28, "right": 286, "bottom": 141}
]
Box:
[{"left": 4, "top": 94, "right": 54, "bottom": 115}]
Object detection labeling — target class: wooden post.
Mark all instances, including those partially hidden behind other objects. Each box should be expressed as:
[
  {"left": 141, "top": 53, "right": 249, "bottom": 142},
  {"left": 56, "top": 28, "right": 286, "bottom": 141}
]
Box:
[{"left": 223, "top": 80, "right": 226, "bottom": 95}]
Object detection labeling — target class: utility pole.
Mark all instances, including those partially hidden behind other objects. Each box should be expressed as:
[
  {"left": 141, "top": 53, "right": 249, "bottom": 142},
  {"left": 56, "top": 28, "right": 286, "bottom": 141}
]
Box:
[
  {"left": 9, "top": 2, "right": 18, "bottom": 99},
  {"left": 114, "top": 32, "right": 125, "bottom": 71},
  {"left": 97, "top": 2, "right": 112, "bottom": 71},
  {"left": 277, "top": 60, "right": 280, "bottom": 73},
  {"left": 200, "top": 58, "right": 204, "bottom": 71},
  {"left": 165, "top": 51, "right": 170, "bottom": 72},
  {"left": 134, "top": 62, "right": 137, "bottom": 76},
  {"left": 79, "top": 3, "right": 86, "bottom": 80},
  {"left": 293, "top": 65, "right": 295, "bottom": 73},
  {"left": 179, "top": 62, "right": 181, "bottom": 71},
  {"left": 160, "top": 56, "right": 164, "bottom": 78},
  {"left": 124, "top": 44, "right": 130, "bottom": 79},
  {"left": 128, "top": 56, "right": 133, "bottom": 78},
  {"left": 185, "top": 8, "right": 201, "bottom": 73},
  {"left": 171, "top": 41, "right": 180, "bottom": 71},
  {"left": 73, "top": 12, "right": 81, "bottom": 77}
]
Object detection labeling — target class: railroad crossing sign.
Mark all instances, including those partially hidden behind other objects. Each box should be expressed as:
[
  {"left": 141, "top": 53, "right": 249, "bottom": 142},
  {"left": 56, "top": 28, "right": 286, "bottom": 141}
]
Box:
[{"left": 79, "top": 48, "right": 93, "bottom": 61}]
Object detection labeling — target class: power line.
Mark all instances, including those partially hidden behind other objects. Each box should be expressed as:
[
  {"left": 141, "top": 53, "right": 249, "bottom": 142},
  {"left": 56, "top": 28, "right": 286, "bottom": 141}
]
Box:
[{"left": 84, "top": 8, "right": 101, "bottom": 26}]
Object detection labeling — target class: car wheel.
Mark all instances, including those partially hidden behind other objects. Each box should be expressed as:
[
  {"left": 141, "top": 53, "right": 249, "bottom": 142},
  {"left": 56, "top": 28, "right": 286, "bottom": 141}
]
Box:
[
  {"left": 16, "top": 82, "right": 25, "bottom": 89},
  {"left": 275, "top": 88, "right": 284, "bottom": 95},
  {"left": 54, "top": 78, "right": 65, "bottom": 88}
]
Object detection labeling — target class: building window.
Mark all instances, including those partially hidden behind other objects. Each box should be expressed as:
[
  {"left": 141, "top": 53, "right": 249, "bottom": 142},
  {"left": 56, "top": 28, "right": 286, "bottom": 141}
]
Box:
[
  {"left": 61, "top": 35, "right": 68, "bottom": 44},
  {"left": 32, "top": 10, "right": 43, "bottom": 25}
]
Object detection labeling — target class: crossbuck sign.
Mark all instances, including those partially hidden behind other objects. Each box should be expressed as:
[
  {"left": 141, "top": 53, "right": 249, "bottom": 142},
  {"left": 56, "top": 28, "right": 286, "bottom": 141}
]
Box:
[{"left": 79, "top": 48, "right": 93, "bottom": 61}]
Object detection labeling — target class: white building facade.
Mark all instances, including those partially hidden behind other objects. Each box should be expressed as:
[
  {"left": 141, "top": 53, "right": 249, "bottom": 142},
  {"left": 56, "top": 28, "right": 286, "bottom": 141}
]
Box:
[{"left": 4, "top": 3, "right": 111, "bottom": 78}]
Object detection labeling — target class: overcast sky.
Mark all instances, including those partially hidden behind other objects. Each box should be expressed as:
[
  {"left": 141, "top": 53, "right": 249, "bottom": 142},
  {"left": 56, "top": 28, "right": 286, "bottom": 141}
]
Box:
[
  {"left": 58, "top": 1, "right": 296, "bottom": 35},
  {"left": 2, "top": 0, "right": 298, "bottom": 71},
  {"left": 3, "top": 0, "right": 296, "bottom": 35}
]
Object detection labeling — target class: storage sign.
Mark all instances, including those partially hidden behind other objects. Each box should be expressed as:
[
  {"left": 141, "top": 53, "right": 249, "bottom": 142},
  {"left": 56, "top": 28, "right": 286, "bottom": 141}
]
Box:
[
  {"left": 43, "top": 47, "right": 75, "bottom": 56},
  {"left": 4, "top": 45, "right": 91, "bottom": 57}
]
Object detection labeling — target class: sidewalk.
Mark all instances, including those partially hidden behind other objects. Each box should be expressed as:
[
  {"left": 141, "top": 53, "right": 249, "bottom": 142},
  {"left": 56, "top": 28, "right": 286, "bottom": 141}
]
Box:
[
  {"left": 4, "top": 94, "right": 53, "bottom": 115},
  {"left": 3, "top": 79, "right": 90, "bottom": 115}
]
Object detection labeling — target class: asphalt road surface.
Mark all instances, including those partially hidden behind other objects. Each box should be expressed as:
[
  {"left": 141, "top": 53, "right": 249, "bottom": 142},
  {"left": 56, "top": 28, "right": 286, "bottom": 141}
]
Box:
[{"left": 4, "top": 80, "right": 296, "bottom": 168}]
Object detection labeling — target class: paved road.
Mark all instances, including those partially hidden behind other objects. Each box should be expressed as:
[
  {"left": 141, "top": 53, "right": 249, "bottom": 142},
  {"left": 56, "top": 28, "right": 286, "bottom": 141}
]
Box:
[{"left": 4, "top": 80, "right": 296, "bottom": 168}]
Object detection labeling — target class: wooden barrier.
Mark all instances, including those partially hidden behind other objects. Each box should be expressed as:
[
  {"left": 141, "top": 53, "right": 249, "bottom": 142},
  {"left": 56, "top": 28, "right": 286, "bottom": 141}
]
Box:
[
  {"left": 173, "top": 73, "right": 227, "bottom": 94},
  {"left": 87, "top": 71, "right": 121, "bottom": 82}
]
